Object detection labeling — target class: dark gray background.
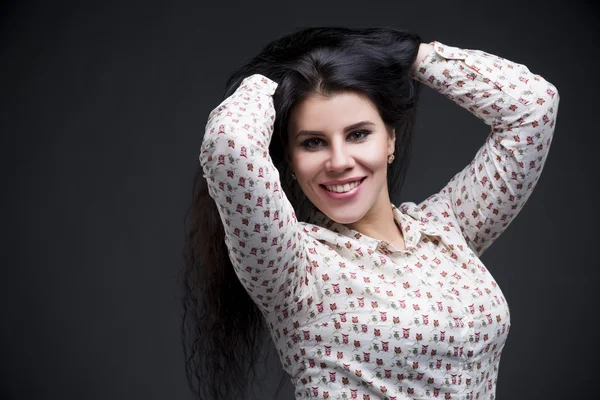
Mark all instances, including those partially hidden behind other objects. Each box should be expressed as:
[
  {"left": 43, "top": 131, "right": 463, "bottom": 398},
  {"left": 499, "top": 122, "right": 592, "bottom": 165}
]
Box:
[{"left": 3, "top": 0, "right": 598, "bottom": 399}]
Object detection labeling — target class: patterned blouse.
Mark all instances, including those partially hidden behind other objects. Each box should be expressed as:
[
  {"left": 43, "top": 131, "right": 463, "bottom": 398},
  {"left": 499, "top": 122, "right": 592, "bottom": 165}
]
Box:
[{"left": 199, "top": 40, "right": 560, "bottom": 399}]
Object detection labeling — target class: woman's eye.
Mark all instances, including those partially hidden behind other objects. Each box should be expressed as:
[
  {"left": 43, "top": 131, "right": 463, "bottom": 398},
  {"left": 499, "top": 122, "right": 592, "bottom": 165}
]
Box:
[
  {"left": 302, "top": 138, "right": 324, "bottom": 148},
  {"left": 349, "top": 130, "right": 371, "bottom": 140},
  {"left": 301, "top": 130, "right": 371, "bottom": 149}
]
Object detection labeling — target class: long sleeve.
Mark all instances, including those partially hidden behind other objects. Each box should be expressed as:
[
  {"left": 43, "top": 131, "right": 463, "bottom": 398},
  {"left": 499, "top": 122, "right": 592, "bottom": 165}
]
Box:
[
  {"left": 412, "top": 41, "right": 560, "bottom": 257},
  {"left": 199, "top": 74, "right": 309, "bottom": 313}
]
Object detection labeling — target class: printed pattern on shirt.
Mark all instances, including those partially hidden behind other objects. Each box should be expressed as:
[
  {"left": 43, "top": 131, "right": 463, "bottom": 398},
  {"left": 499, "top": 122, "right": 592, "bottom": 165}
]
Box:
[
  {"left": 414, "top": 42, "right": 559, "bottom": 257},
  {"left": 200, "top": 75, "right": 311, "bottom": 312},
  {"left": 199, "top": 40, "right": 559, "bottom": 400}
]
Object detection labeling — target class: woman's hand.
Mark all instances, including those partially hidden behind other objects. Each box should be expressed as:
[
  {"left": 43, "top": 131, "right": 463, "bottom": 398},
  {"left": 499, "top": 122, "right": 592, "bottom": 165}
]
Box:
[{"left": 410, "top": 42, "right": 435, "bottom": 77}]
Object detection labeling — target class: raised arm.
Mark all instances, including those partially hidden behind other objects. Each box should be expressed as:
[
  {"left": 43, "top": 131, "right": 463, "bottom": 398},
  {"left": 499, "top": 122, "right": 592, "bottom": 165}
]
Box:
[
  {"left": 199, "top": 74, "right": 309, "bottom": 312},
  {"left": 411, "top": 41, "right": 560, "bottom": 257}
]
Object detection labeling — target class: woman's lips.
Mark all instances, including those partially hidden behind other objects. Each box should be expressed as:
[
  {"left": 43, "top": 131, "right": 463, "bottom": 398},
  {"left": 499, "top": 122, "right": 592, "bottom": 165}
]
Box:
[{"left": 319, "top": 177, "right": 366, "bottom": 200}]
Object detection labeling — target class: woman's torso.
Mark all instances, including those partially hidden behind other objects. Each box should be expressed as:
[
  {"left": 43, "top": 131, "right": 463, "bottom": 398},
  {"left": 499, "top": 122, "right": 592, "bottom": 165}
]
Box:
[{"left": 264, "top": 203, "right": 511, "bottom": 400}]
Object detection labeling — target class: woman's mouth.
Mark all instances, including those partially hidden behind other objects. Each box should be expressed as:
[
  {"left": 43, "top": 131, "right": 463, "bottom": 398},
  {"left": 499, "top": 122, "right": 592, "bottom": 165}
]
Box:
[{"left": 319, "top": 177, "right": 366, "bottom": 199}]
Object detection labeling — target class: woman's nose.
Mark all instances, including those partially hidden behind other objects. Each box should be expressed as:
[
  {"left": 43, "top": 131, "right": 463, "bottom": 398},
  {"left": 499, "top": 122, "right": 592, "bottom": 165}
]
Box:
[{"left": 325, "top": 142, "right": 355, "bottom": 172}]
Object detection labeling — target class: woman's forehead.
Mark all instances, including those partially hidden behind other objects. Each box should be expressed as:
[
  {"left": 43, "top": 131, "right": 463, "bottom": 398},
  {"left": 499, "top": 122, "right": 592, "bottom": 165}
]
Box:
[{"left": 288, "top": 92, "right": 380, "bottom": 135}]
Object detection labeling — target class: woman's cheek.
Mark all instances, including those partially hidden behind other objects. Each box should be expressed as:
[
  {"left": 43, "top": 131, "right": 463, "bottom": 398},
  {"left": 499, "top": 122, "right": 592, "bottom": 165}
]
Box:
[
  {"left": 356, "top": 144, "right": 387, "bottom": 168},
  {"left": 293, "top": 151, "right": 319, "bottom": 179}
]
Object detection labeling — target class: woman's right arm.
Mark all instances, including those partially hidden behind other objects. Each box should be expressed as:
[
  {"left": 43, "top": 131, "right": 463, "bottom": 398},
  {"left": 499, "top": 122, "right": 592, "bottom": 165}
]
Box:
[{"left": 199, "top": 74, "right": 309, "bottom": 313}]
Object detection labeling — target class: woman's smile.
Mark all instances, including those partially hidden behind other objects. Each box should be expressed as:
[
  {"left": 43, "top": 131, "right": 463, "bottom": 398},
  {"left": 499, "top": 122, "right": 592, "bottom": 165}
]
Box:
[
  {"left": 288, "top": 91, "right": 395, "bottom": 225},
  {"left": 320, "top": 177, "right": 367, "bottom": 199}
]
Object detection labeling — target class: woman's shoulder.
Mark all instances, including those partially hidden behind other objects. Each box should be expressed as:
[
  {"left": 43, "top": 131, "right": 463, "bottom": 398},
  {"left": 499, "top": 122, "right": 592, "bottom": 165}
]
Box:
[{"left": 397, "top": 197, "right": 459, "bottom": 238}]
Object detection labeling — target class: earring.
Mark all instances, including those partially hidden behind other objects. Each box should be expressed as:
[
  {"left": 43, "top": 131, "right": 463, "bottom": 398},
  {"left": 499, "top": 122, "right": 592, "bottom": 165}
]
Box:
[
  {"left": 387, "top": 153, "right": 395, "bottom": 164},
  {"left": 291, "top": 172, "right": 297, "bottom": 180}
]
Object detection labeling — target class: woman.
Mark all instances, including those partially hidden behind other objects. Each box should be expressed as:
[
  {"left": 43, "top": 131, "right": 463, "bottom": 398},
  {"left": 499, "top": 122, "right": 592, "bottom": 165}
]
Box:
[{"left": 183, "top": 27, "right": 559, "bottom": 399}]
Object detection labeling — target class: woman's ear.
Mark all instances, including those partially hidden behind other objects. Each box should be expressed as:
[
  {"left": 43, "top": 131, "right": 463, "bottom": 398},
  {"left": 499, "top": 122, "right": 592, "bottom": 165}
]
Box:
[{"left": 388, "top": 128, "right": 396, "bottom": 154}]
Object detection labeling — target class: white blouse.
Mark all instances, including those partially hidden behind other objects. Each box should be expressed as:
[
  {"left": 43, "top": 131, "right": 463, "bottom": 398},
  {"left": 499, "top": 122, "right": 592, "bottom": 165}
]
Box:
[{"left": 199, "top": 40, "right": 560, "bottom": 399}]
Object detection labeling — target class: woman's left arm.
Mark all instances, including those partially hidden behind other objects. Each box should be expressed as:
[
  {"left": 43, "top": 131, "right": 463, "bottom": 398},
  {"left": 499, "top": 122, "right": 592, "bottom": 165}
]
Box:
[
  {"left": 410, "top": 41, "right": 560, "bottom": 257},
  {"left": 410, "top": 42, "right": 435, "bottom": 75}
]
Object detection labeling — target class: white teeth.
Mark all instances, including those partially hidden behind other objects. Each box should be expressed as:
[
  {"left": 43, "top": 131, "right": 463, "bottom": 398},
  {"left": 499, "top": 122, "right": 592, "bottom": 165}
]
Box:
[{"left": 324, "top": 179, "right": 363, "bottom": 193}]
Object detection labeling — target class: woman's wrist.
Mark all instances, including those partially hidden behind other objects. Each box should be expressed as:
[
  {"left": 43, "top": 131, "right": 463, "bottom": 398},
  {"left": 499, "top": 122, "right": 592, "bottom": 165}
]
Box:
[{"left": 410, "top": 41, "right": 435, "bottom": 76}]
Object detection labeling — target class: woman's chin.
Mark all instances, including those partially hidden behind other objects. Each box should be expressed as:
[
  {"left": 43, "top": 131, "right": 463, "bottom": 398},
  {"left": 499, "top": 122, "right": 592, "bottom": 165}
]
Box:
[{"left": 320, "top": 208, "right": 363, "bottom": 225}]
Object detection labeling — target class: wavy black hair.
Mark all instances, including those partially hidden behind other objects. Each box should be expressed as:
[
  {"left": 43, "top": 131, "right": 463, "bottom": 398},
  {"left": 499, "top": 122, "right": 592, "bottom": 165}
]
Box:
[{"left": 182, "top": 26, "right": 424, "bottom": 399}]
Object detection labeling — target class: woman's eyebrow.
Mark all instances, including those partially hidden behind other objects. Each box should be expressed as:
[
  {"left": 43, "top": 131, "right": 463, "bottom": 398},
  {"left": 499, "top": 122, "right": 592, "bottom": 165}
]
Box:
[{"left": 295, "top": 121, "right": 375, "bottom": 139}]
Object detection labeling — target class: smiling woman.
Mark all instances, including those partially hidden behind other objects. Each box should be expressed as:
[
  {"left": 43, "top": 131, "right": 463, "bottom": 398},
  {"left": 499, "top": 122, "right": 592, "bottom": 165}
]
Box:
[
  {"left": 287, "top": 92, "right": 397, "bottom": 229},
  {"left": 184, "top": 27, "right": 425, "bottom": 399},
  {"left": 183, "top": 25, "right": 559, "bottom": 400}
]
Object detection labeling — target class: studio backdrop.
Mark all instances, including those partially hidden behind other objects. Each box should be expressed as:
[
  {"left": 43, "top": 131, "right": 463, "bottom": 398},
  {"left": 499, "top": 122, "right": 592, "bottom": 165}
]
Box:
[{"left": 3, "top": 0, "right": 598, "bottom": 399}]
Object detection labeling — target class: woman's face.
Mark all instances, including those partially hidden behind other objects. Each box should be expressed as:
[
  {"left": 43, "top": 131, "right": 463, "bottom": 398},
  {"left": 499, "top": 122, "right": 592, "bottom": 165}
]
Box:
[{"left": 287, "top": 91, "right": 395, "bottom": 225}]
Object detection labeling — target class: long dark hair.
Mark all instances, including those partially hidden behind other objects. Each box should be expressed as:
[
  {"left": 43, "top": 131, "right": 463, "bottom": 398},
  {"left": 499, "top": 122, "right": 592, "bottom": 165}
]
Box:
[{"left": 182, "top": 26, "right": 423, "bottom": 399}]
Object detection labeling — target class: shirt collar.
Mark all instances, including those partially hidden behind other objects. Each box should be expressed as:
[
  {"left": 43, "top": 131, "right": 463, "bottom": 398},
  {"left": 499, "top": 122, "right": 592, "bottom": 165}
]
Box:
[{"left": 307, "top": 203, "right": 443, "bottom": 254}]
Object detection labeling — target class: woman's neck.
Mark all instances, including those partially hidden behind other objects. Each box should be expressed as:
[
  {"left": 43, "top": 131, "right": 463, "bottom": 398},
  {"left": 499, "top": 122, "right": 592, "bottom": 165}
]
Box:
[{"left": 345, "top": 200, "right": 404, "bottom": 249}]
